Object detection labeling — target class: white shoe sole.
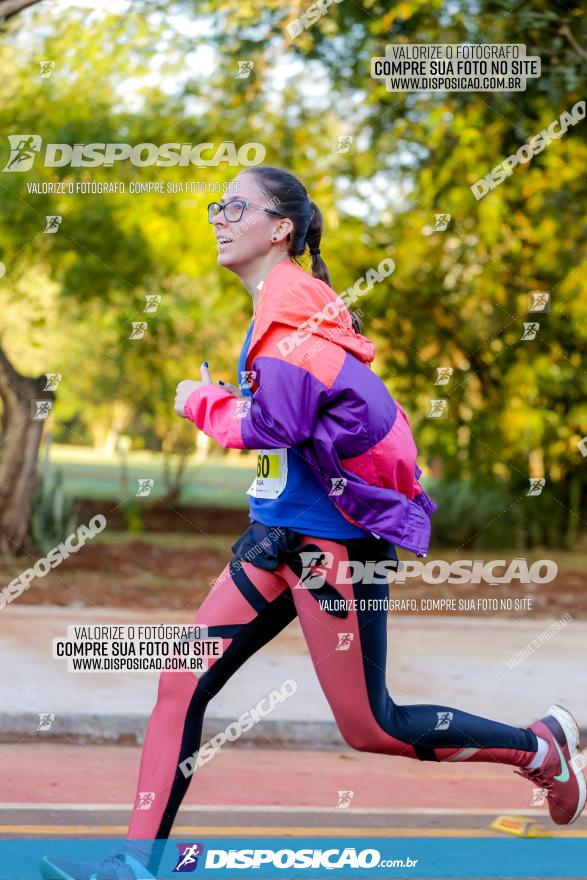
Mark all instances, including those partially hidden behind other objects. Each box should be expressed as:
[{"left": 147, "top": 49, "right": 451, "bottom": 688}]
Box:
[
  {"left": 39, "top": 854, "right": 153, "bottom": 880},
  {"left": 39, "top": 858, "right": 71, "bottom": 880},
  {"left": 548, "top": 704, "right": 587, "bottom": 824}
]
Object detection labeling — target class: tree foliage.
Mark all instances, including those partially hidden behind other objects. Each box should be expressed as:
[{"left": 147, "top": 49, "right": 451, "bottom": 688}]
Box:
[{"left": 0, "top": 0, "right": 586, "bottom": 548}]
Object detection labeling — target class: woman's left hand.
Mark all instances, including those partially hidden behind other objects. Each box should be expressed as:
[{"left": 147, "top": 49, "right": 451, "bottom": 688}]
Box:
[{"left": 174, "top": 363, "right": 213, "bottom": 418}]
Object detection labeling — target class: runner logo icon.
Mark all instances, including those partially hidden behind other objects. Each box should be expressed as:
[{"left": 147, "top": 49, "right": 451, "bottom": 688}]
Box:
[
  {"left": 336, "top": 790, "right": 354, "bottom": 808},
  {"left": 137, "top": 791, "right": 155, "bottom": 810},
  {"left": 336, "top": 632, "right": 354, "bottom": 651},
  {"left": 37, "top": 712, "right": 55, "bottom": 731},
  {"left": 173, "top": 843, "right": 205, "bottom": 872},
  {"left": 298, "top": 550, "right": 334, "bottom": 589},
  {"left": 435, "top": 711, "right": 453, "bottom": 730},
  {"left": 3, "top": 135, "right": 42, "bottom": 171},
  {"left": 530, "top": 787, "right": 548, "bottom": 806},
  {"left": 329, "top": 477, "right": 347, "bottom": 496}
]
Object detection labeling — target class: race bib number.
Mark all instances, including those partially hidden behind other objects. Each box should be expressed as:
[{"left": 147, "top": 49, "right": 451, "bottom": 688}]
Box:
[{"left": 247, "top": 448, "right": 288, "bottom": 500}]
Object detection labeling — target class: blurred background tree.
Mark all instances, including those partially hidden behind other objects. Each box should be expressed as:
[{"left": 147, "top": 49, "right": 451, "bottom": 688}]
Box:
[{"left": 0, "top": 0, "right": 585, "bottom": 552}]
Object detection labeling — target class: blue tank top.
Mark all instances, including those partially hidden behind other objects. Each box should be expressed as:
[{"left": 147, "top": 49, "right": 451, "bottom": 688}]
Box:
[{"left": 238, "top": 318, "right": 367, "bottom": 538}]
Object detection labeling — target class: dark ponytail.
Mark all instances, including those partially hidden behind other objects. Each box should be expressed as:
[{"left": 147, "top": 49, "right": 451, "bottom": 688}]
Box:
[
  {"left": 307, "top": 203, "right": 361, "bottom": 332},
  {"left": 305, "top": 199, "right": 330, "bottom": 286},
  {"left": 246, "top": 166, "right": 362, "bottom": 334}
]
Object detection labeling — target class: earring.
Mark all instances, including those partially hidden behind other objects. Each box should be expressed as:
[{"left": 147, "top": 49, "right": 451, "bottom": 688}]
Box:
[{"left": 271, "top": 235, "right": 277, "bottom": 241}]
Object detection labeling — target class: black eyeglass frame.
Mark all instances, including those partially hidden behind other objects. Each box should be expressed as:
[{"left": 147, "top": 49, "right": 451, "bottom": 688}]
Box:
[{"left": 207, "top": 198, "right": 283, "bottom": 224}]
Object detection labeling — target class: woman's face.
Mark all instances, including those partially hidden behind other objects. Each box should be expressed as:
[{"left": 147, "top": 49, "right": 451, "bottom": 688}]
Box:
[{"left": 211, "top": 173, "right": 284, "bottom": 271}]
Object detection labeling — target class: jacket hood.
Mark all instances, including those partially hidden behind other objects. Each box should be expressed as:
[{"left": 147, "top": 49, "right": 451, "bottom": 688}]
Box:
[{"left": 249, "top": 259, "right": 375, "bottom": 365}]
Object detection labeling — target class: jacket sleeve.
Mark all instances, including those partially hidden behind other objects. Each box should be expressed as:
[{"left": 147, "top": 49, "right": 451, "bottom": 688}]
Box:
[
  {"left": 183, "top": 384, "right": 248, "bottom": 449},
  {"left": 183, "top": 354, "right": 326, "bottom": 450}
]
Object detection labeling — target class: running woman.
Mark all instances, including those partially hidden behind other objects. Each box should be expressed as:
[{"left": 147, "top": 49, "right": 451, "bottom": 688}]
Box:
[{"left": 41, "top": 167, "right": 586, "bottom": 879}]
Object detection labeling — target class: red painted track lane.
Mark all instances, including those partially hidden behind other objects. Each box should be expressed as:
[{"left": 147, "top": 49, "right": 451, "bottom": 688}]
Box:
[{"left": 0, "top": 743, "right": 547, "bottom": 810}]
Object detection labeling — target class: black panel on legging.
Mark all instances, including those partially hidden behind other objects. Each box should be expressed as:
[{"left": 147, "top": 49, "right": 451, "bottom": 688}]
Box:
[
  {"left": 353, "top": 573, "right": 537, "bottom": 759},
  {"left": 153, "top": 588, "right": 297, "bottom": 842}
]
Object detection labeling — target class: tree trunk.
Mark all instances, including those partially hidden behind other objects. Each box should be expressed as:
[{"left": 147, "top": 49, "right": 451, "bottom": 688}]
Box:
[
  {"left": 161, "top": 425, "right": 191, "bottom": 506},
  {"left": 0, "top": 0, "right": 43, "bottom": 21},
  {"left": 565, "top": 473, "right": 581, "bottom": 550},
  {"left": 0, "top": 345, "right": 54, "bottom": 555}
]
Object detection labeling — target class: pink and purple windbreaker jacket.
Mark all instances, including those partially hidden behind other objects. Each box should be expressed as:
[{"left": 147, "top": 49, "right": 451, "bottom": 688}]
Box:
[{"left": 184, "top": 259, "right": 436, "bottom": 557}]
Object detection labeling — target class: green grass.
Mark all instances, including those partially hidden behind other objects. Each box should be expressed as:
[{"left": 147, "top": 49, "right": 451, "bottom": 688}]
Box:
[
  {"left": 41, "top": 446, "right": 587, "bottom": 564},
  {"left": 47, "top": 444, "right": 254, "bottom": 508}
]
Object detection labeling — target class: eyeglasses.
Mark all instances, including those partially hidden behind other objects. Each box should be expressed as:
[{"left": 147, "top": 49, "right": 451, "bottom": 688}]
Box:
[{"left": 207, "top": 198, "right": 282, "bottom": 224}]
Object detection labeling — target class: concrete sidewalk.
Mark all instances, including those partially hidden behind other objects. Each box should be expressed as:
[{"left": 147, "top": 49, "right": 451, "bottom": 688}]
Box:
[{"left": 1, "top": 605, "right": 584, "bottom": 745}]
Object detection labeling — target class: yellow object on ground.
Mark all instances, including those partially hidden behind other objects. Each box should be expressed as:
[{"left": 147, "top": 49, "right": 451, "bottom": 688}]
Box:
[{"left": 490, "top": 814, "right": 551, "bottom": 838}]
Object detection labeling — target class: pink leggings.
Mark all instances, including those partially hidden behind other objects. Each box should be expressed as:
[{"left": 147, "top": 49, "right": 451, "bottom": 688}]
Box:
[{"left": 127, "top": 532, "right": 537, "bottom": 865}]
